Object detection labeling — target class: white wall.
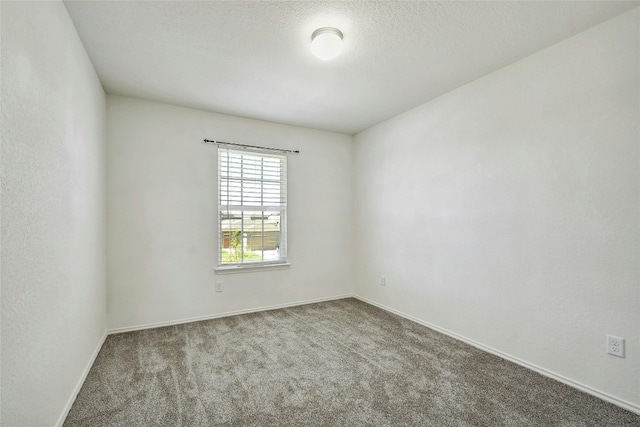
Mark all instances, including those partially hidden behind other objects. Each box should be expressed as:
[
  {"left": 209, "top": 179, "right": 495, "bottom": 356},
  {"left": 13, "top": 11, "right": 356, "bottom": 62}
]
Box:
[
  {"left": 353, "top": 8, "right": 639, "bottom": 409},
  {"left": 107, "top": 96, "right": 352, "bottom": 330},
  {"left": 1, "top": 2, "right": 107, "bottom": 425}
]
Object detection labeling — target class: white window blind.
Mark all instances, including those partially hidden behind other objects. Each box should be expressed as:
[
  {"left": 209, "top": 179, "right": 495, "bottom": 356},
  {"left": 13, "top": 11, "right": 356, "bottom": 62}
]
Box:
[{"left": 218, "top": 147, "right": 287, "bottom": 267}]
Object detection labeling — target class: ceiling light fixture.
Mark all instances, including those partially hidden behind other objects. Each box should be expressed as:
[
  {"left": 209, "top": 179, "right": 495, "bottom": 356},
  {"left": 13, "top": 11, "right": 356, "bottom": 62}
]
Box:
[{"left": 310, "top": 27, "right": 343, "bottom": 60}]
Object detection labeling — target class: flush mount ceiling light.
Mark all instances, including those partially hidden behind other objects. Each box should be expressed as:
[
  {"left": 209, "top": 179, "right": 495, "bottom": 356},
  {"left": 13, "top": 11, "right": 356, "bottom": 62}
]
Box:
[{"left": 310, "top": 27, "right": 343, "bottom": 60}]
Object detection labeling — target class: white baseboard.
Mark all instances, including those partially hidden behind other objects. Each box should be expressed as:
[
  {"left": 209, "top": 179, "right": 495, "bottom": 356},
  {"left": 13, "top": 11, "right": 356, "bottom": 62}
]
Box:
[
  {"left": 353, "top": 294, "right": 640, "bottom": 416},
  {"left": 56, "top": 330, "right": 108, "bottom": 427},
  {"left": 107, "top": 294, "right": 354, "bottom": 335}
]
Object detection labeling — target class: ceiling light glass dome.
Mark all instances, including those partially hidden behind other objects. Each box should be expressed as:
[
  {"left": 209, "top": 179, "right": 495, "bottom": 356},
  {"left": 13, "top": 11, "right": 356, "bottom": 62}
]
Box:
[{"left": 310, "top": 27, "right": 343, "bottom": 60}]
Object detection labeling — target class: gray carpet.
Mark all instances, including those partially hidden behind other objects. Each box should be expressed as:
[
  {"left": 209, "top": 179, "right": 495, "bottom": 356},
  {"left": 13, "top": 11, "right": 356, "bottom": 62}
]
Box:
[{"left": 64, "top": 298, "right": 639, "bottom": 426}]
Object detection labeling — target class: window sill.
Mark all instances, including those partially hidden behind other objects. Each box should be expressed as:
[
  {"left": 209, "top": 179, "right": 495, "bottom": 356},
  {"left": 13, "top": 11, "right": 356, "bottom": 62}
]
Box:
[{"left": 215, "top": 262, "right": 291, "bottom": 274}]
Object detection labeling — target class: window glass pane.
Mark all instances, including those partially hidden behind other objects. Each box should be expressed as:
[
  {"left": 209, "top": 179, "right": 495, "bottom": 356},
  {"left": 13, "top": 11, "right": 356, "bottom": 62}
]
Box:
[{"left": 219, "top": 210, "right": 282, "bottom": 265}]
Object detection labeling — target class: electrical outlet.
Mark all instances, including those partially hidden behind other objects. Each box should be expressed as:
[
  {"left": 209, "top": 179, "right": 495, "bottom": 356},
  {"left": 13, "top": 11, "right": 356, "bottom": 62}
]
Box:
[
  {"left": 216, "top": 281, "right": 223, "bottom": 292},
  {"left": 380, "top": 275, "right": 386, "bottom": 286},
  {"left": 606, "top": 335, "right": 624, "bottom": 358}
]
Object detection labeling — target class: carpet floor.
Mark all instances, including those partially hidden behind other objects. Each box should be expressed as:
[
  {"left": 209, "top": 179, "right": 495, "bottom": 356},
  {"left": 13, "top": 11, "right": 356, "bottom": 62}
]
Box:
[{"left": 64, "top": 298, "right": 639, "bottom": 426}]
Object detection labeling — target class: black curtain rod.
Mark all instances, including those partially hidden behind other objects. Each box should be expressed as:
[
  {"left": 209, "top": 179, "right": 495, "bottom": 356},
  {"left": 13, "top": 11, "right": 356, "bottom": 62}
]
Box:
[{"left": 203, "top": 139, "right": 300, "bottom": 154}]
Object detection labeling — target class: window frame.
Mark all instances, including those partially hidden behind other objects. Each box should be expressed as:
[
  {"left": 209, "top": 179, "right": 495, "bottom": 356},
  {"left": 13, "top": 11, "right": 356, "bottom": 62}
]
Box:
[{"left": 215, "top": 146, "right": 289, "bottom": 273}]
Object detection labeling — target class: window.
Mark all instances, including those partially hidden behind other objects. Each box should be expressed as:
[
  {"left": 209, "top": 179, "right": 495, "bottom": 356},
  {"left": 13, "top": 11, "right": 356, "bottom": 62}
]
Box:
[{"left": 218, "top": 146, "right": 287, "bottom": 269}]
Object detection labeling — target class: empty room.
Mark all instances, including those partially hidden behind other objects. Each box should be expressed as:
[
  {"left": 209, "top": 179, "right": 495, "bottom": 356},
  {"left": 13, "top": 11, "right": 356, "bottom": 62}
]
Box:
[{"left": 1, "top": 1, "right": 639, "bottom": 426}]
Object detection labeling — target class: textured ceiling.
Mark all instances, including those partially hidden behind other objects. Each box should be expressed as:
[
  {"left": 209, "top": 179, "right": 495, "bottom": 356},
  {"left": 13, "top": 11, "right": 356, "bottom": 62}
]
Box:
[{"left": 64, "top": 1, "right": 638, "bottom": 134}]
